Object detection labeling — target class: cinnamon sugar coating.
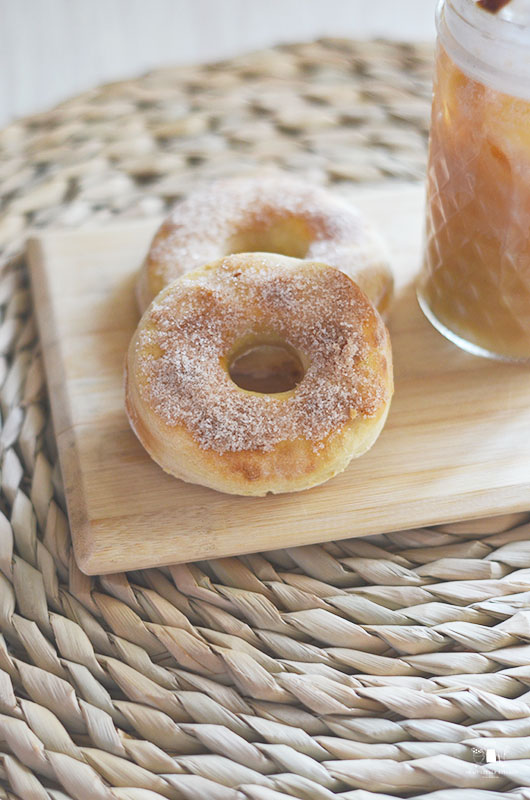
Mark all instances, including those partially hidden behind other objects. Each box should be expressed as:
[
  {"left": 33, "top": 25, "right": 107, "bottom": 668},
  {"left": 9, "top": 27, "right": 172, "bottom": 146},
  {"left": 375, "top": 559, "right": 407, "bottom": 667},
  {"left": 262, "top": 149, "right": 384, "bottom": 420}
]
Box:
[
  {"left": 137, "top": 175, "right": 393, "bottom": 313},
  {"left": 133, "top": 254, "right": 391, "bottom": 455}
]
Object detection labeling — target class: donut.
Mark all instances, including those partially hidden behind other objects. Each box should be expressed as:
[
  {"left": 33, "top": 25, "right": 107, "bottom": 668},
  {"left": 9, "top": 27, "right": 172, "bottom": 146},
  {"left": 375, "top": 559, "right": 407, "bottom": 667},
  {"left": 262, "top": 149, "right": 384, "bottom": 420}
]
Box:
[
  {"left": 137, "top": 175, "right": 393, "bottom": 316},
  {"left": 126, "top": 253, "right": 393, "bottom": 496}
]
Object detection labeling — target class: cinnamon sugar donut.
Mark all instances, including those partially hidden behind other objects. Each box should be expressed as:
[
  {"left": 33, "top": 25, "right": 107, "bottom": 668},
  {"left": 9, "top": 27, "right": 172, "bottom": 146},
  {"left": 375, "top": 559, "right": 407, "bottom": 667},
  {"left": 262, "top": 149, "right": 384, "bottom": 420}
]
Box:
[
  {"left": 126, "top": 253, "right": 393, "bottom": 496},
  {"left": 137, "top": 175, "right": 393, "bottom": 315}
]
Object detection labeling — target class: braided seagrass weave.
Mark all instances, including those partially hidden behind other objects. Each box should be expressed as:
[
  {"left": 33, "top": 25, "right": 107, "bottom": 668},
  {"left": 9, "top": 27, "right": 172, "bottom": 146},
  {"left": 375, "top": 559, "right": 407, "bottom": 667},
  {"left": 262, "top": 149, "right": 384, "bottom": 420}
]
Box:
[{"left": 0, "top": 39, "right": 529, "bottom": 799}]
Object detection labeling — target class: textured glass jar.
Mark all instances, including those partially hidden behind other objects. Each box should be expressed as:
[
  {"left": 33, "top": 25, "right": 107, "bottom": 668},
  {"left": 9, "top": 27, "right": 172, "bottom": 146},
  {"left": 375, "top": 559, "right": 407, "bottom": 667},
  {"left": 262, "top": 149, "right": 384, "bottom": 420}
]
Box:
[{"left": 417, "top": 0, "right": 530, "bottom": 360}]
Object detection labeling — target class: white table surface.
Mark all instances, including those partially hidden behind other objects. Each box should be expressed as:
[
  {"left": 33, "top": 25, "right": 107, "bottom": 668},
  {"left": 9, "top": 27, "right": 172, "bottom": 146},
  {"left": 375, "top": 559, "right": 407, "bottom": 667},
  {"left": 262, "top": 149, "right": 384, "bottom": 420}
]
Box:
[{"left": 0, "top": 0, "right": 437, "bottom": 128}]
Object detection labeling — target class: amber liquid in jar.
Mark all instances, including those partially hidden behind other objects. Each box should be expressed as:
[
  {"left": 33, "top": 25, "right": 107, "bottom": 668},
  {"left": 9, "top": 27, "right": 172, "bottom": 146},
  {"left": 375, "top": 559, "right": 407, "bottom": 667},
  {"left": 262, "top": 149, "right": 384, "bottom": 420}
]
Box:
[{"left": 418, "top": 9, "right": 530, "bottom": 361}]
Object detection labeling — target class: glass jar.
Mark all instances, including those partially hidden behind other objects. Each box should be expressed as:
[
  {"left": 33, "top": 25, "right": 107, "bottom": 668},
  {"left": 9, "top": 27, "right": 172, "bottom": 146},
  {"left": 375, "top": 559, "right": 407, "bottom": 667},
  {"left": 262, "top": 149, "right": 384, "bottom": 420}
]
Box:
[{"left": 417, "top": 0, "right": 530, "bottom": 361}]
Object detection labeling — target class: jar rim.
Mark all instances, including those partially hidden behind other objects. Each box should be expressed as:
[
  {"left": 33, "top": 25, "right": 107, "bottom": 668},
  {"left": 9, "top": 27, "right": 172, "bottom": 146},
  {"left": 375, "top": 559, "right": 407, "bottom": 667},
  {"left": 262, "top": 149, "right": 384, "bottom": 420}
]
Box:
[{"left": 438, "top": 0, "right": 530, "bottom": 99}]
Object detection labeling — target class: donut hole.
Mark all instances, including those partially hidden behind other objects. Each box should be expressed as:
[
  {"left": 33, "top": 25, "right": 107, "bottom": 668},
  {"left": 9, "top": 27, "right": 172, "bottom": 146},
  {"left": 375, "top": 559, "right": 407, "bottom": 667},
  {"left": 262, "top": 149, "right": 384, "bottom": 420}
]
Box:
[
  {"left": 227, "top": 216, "right": 312, "bottom": 259},
  {"left": 228, "top": 335, "right": 306, "bottom": 394}
]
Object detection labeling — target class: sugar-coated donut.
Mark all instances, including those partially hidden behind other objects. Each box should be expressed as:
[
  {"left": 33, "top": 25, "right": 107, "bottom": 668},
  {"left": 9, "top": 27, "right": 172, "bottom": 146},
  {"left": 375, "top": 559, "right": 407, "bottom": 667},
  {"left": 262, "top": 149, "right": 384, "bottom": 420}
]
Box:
[
  {"left": 137, "top": 175, "right": 393, "bottom": 316},
  {"left": 126, "top": 253, "right": 393, "bottom": 496}
]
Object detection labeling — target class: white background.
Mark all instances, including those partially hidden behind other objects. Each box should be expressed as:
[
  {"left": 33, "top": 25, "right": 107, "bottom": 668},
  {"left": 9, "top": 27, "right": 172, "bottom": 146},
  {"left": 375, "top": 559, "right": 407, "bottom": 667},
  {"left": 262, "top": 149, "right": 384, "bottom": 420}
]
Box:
[{"left": 0, "top": 0, "right": 438, "bottom": 127}]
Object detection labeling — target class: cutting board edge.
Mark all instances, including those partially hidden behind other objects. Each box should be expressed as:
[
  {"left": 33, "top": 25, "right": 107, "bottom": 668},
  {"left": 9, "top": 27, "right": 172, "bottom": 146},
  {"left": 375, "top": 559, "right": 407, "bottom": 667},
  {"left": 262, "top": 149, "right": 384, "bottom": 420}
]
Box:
[{"left": 77, "top": 484, "right": 530, "bottom": 575}]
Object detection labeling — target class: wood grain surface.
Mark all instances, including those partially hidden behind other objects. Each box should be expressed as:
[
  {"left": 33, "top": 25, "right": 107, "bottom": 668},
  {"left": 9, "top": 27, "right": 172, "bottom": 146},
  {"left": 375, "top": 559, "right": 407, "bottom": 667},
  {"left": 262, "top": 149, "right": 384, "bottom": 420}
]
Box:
[{"left": 28, "top": 184, "right": 530, "bottom": 575}]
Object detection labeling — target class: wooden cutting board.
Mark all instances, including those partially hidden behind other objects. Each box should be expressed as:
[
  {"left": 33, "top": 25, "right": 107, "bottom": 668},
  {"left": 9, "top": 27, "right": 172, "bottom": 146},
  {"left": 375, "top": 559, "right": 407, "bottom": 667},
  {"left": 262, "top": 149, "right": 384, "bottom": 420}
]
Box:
[{"left": 28, "top": 184, "right": 530, "bottom": 575}]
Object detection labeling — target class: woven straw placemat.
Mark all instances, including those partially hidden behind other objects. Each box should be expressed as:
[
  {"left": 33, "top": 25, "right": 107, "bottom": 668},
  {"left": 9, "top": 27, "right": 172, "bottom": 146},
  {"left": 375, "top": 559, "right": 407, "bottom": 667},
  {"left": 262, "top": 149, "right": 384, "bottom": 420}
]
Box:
[{"left": 0, "top": 39, "right": 529, "bottom": 800}]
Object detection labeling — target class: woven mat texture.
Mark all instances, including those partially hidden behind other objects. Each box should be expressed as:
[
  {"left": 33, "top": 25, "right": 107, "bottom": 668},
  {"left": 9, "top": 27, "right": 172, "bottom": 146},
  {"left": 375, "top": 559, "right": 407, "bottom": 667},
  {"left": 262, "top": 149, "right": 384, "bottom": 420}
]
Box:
[{"left": 0, "top": 39, "right": 529, "bottom": 800}]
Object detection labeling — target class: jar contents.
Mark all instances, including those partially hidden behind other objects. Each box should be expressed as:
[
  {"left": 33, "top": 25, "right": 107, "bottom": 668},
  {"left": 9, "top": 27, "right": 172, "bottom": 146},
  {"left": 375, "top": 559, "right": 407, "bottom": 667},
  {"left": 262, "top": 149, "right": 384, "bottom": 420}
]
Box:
[
  {"left": 418, "top": 44, "right": 530, "bottom": 360},
  {"left": 477, "top": 0, "right": 511, "bottom": 12}
]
